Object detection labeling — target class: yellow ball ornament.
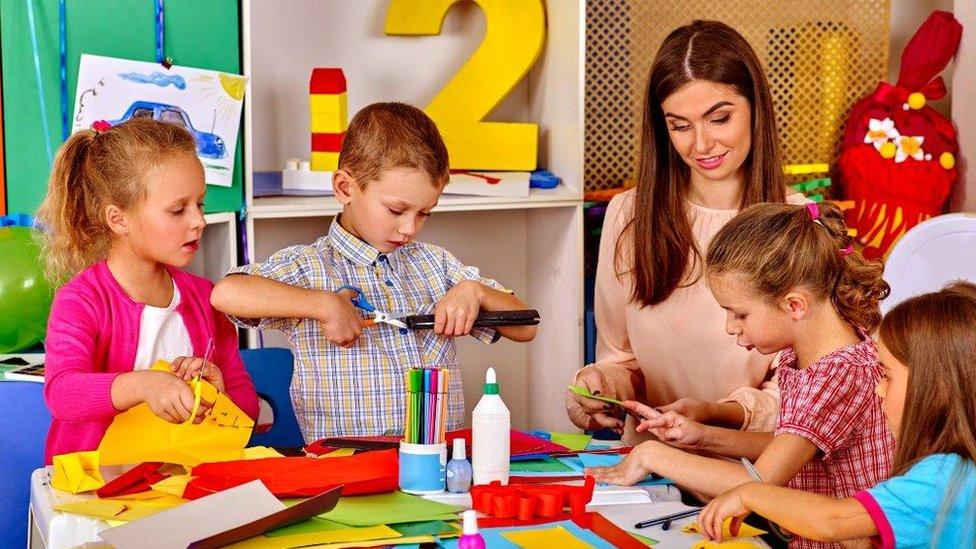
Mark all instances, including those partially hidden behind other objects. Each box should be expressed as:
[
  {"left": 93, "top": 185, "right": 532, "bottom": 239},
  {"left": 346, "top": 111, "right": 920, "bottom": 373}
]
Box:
[
  {"left": 879, "top": 142, "right": 897, "bottom": 159},
  {"left": 907, "top": 92, "right": 926, "bottom": 110},
  {"left": 940, "top": 152, "right": 955, "bottom": 170}
]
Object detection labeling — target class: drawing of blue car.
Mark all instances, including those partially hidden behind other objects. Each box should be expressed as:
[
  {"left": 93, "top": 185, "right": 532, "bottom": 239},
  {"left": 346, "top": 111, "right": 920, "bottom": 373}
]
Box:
[{"left": 110, "top": 101, "right": 227, "bottom": 159}]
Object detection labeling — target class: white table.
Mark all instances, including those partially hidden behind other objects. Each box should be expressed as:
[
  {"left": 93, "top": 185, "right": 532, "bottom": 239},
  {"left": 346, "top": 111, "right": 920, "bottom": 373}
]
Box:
[{"left": 30, "top": 465, "right": 768, "bottom": 549}]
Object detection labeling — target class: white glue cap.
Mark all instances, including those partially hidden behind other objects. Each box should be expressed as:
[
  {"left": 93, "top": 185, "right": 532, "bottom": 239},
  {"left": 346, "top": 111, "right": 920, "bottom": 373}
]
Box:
[
  {"left": 462, "top": 509, "right": 480, "bottom": 535},
  {"left": 452, "top": 437, "right": 466, "bottom": 459}
]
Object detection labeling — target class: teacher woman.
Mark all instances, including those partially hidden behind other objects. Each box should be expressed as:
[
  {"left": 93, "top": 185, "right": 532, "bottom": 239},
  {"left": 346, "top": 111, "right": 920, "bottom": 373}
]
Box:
[{"left": 568, "top": 20, "right": 808, "bottom": 441}]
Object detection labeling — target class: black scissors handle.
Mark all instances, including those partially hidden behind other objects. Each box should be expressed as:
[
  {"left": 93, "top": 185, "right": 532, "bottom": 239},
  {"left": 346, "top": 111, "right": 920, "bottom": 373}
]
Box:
[{"left": 403, "top": 309, "right": 540, "bottom": 330}]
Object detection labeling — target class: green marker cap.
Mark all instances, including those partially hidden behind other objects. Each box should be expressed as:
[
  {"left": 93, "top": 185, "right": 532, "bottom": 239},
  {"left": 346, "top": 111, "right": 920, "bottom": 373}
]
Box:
[{"left": 408, "top": 368, "right": 422, "bottom": 393}]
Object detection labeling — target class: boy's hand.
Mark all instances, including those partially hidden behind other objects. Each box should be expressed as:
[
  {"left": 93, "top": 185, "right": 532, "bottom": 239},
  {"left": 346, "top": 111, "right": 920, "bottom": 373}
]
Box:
[
  {"left": 637, "top": 409, "right": 706, "bottom": 451},
  {"left": 138, "top": 370, "right": 213, "bottom": 424},
  {"left": 434, "top": 280, "right": 484, "bottom": 337},
  {"left": 584, "top": 440, "right": 661, "bottom": 486},
  {"left": 170, "top": 356, "right": 225, "bottom": 393},
  {"left": 699, "top": 485, "right": 751, "bottom": 541},
  {"left": 320, "top": 290, "right": 365, "bottom": 347}
]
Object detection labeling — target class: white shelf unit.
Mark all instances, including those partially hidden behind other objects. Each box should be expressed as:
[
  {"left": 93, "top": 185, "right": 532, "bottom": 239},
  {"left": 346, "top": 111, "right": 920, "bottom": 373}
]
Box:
[
  {"left": 188, "top": 212, "right": 238, "bottom": 283},
  {"left": 240, "top": 0, "right": 583, "bottom": 432}
]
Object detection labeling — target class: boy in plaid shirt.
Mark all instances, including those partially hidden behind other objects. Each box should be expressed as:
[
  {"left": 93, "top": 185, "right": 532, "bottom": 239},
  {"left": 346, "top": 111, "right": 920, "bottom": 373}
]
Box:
[{"left": 212, "top": 103, "right": 536, "bottom": 442}]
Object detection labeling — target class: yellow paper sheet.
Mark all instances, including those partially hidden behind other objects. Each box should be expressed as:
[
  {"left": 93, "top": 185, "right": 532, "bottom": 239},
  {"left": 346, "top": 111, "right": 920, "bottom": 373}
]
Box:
[
  {"left": 98, "top": 360, "right": 254, "bottom": 466},
  {"left": 51, "top": 451, "right": 105, "bottom": 494},
  {"left": 683, "top": 518, "right": 766, "bottom": 540},
  {"left": 318, "top": 448, "right": 356, "bottom": 458},
  {"left": 151, "top": 474, "right": 191, "bottom": 497},
  {"left": 501, "top": 526, "right": 595, "bottom": 549},
  {"left": 54, "top": 498, "right": 182, "bottom": 522},
  {"left": 693, "top": 541, "right": 765, "bottom": 549},
  {"left": 223, "top": 525, "right": 403, "bottom": 549},
  {"left": 242, "top": 446, "right": 285, "bottom": 460}
]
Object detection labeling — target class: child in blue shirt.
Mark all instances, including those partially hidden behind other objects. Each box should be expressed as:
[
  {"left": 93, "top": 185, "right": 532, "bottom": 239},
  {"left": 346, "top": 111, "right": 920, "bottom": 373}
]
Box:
[{"left": 698, "top": 281, "right": 976, "bottom": 548}]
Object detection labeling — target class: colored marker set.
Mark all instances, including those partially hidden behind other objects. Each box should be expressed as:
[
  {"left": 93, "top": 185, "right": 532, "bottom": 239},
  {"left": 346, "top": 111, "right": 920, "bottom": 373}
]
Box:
[{"left": 403, "top": 368, "right": 450, "bottom": 444}]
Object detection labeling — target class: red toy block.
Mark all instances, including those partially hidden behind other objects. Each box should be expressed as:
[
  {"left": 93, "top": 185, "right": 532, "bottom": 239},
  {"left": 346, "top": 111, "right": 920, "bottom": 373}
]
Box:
[
  {"left": 310, "top": 68, "right": 347, "bottom": 94},
  {"left": 311, "top": 132, "right": 345, "bottom": 153}
]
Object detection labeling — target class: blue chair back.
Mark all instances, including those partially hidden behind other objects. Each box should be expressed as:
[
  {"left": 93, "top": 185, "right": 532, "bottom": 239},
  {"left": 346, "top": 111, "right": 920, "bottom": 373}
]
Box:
[
  {"left": 0, "top": 381, "right": 51, "bottom": 548},
  {"left": 240, "top": 348, "right": 305, "bottom": 448}
]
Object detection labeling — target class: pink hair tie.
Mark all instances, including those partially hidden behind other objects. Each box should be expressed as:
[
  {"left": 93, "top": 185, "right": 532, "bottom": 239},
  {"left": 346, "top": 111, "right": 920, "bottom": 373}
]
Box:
[
  {"left": 806, "top": 202, "right": 820, "bottom": 221},
  {"left": 91, "top": 120, "right": 112, "bottom": 134},
  {"left": 839, "top": 244, "right": 854, "bottom": 257}
]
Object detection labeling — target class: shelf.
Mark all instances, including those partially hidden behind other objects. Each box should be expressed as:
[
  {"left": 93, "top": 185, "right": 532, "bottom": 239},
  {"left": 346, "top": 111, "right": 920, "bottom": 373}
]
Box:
[
  {"left": 204, "top": 212, "right": 236, "bottom": 225},
  {"left": 248, "top": 185, "right": 583, "bottom": 219}
]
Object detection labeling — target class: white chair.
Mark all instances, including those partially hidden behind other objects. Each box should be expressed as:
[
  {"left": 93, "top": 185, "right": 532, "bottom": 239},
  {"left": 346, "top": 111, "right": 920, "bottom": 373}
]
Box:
[{"left": 882, "top": 213, "right": 976, "bottom": 314}]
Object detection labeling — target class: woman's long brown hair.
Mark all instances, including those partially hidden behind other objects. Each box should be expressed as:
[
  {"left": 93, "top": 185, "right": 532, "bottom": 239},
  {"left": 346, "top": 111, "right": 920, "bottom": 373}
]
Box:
[{"left": 619, "top": 20, "right": 786, "bottom": 307}]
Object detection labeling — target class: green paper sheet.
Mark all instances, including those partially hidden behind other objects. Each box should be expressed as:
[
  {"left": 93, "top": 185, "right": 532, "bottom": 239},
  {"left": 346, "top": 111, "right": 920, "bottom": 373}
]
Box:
[
  {"left": 510, "top": 458, "right": 575, "bottom": 473},
  {"left": 266, "top": 517, "right": 349, "bottom": 537},
  {"left": 629, "top": 532, "right": 658, "bottom": 546},
  {"left": 391, "top": 520, "right": 458, "bottom": 537},
  {"left": 320, "top": 491, "right": 463, "bottom": 527},
  {"left": 567, "top": 386, "right": 624, "bottom": 406},
  {"left": 548, "top": 432, "right": 593, "bottom": 452}
]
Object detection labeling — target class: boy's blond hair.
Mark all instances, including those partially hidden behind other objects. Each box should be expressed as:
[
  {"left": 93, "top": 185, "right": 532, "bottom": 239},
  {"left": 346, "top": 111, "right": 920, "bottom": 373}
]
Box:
[{"left": 337, "top": 102, "right": 449, "bottom": 187}]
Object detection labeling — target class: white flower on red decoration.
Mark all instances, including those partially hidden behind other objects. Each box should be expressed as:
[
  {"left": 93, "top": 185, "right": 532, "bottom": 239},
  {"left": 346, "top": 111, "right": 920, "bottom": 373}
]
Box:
[
  {"left": 863, "top": 118, "right": 900, "bottom": 150},
  {"left": 895, "top": 135, "right": 925, "bottom": 163}
]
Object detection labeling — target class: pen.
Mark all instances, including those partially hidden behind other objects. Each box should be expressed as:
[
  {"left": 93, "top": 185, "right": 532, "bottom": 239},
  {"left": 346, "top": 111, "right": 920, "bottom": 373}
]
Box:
[
  {"left": 634, "top": 508, "right": 701, "bottom": 529},
  {"left": 741, "top": 457, "right": 764, "bottom": 482}
]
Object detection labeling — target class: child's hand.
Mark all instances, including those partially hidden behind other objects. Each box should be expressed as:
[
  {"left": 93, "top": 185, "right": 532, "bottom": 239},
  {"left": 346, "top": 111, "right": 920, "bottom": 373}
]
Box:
[
  {"left": 698, "top": 485, "right": 751, "bottom": 541},
  {"left": 170, "top": 356, "right": 225, "bottom": 393},
  {"left": 567, "top": 366, "right": 624, "bottom": 432},
  {"left": 321, "top": 289, "right": 365, "bottom": 347},
  {"left": 658, "top": 397, "right": 714, "bottom": 423},
  {"left": 433, "top": 280, "right": 484, "bottom": 337},
  {"left": 584, "top": 440, "right": 661, "bottom": 485},
  {"left": 139, "top": 370, "right": 213, "bottom": 424},
  {"left": 638, "top": 409, "right": 706, "bottom": 451}
]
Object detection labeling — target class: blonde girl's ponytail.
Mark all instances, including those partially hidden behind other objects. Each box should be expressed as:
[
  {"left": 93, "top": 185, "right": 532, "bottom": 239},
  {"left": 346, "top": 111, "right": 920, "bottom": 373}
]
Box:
[{"left": 35, "top": 118, "right": 198, "bottom": 285}]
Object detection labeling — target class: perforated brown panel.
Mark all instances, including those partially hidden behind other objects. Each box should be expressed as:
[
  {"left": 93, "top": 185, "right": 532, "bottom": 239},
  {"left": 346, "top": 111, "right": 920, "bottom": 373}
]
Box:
[{"left": 585, "top": 1, "right": 891, "bottom": 192}]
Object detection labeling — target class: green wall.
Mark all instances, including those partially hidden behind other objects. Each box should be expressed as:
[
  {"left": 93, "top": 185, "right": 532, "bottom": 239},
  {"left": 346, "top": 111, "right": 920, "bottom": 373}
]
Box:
[{"left": 1, "top": 0, "right": 243, "bottom": 214}]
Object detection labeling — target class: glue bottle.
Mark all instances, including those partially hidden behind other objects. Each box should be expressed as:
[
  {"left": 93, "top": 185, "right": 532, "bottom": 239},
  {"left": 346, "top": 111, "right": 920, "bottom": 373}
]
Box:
[
  {"left": 472, "top": 366, "right": 510, "bottom": 485},
  {"left": 458, "top": 509, "right": 486, "bottom": 549},
  {"left": 446, "top": 437, "right": 472, "bottom": 493}
]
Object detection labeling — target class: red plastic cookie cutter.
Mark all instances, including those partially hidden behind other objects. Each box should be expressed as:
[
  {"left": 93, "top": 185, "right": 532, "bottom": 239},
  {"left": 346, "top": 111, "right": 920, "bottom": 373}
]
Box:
[{"left": 470, "top": 476, "right": 595, "bottom": 522}]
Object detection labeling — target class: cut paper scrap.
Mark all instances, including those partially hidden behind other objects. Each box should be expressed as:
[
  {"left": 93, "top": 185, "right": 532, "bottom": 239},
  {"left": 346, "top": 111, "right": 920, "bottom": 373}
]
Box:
[
  {"left": 98, "top": 360, "right": 253, "bottom": 466},
  {"left": 242, "top": 446, "right": 285, "bottom": 459},
  {"left": 683, "top": 519, "right": 766, "bottom": 539},
  {"left": 96, "top": 462, "right": 167, "bottom": 498},
  {"left": 51, "top": 451, "right": 105, "bottom": 493},
  {"left": 577, "top": 453, "right": 674, "bottom": 486},
  {"left": 152, "top": 474, "right": 191, "bottom": 498},
  {"left": 222, "top": 524, "right": 403, "bottom": 549},
  {"left": 628, "top": 531, "right": 658, "bottom": 546},
  {"left": 185, "top": 449, "right": 398, "bottom": 499},
  {"left": 319, "top": 448, "right": 356, "bottom": 458},
  {"left": 501, "top": 525, "right": 596, "bottom": 548},
  {"left": 390, "top": 519, "right": 459, "bottom": 537},
  {"left": 548, "top": 432, "right": 593, "bottom": 452},
  {"left": 567, "top": 386, "right": 625, "bottom": 406},
  {"left": 320, "top": 490, "right": 463, "bottom": 527}
]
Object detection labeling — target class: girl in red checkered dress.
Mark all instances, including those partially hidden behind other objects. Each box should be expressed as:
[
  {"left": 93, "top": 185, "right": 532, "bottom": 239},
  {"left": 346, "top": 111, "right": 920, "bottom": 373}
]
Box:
[{"left": 587, "top": 202, "right": 895, "bottom": 549}]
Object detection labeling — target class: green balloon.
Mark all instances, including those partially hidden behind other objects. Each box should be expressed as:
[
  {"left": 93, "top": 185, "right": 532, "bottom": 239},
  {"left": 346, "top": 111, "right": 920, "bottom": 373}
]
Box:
[{"left": 0, "top": 227, "right": 53, "bottom": 353}]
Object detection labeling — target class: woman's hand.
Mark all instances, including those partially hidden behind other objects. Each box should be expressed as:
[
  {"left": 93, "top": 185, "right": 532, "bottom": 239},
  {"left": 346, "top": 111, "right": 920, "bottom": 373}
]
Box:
[
  {"left": 567, "top": 365, "right": 624, "bottom": 432},
  {"left": 584, "top": 440, "right": 661, "bottom": 485},
  {"left": 138, "top": 370, "right": 213, "bottom": 424},
  {"left": 698, "top": 484, "right": 752, "bottom": 541},
  {"left": 170, "top": 356, "right": 225, "bottom": 393},
  {"left": 637, "top": 408, "right": 707, "bottom": 451}
]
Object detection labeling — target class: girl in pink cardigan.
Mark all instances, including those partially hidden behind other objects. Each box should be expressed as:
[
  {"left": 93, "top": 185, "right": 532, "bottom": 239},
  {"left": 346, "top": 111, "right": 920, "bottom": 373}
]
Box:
[{"left": 36, "top": 118, "right": 258, "bottom": 463}]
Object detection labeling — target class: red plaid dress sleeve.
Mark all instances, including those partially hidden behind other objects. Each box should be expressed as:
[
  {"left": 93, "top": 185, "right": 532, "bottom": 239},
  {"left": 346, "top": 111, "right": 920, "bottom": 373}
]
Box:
[{"left": 777, "top": 354, "right": 880, "bottom": 458}]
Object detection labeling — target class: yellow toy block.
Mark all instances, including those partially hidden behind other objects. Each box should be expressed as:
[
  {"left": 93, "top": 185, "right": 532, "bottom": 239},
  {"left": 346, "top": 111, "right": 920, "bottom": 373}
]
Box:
[
  {"left": 311, "top": 151, "right": 340, "bottom": 171},
  {"left": 310, "top": 92, "right": 348, "bottom": 115},
  {"left": 311, "top": 114, "right": 348, "bottom": 134}
]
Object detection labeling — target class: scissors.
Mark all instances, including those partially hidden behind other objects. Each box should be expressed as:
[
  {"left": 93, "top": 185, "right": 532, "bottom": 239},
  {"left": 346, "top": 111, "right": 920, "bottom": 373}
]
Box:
[{"left": 337, "top": 285, "right": 408, "bottom": 329}]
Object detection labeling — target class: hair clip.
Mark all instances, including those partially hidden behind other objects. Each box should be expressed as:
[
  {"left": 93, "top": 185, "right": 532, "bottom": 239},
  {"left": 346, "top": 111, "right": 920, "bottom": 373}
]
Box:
[
  {"left": 805, "top": 202, "right": 826, "bottom": 227},
  {"left": 91, "top": 120, "right": 112, "bottom": 134},
  {"left": 839, "top": 244, "right": 854, "bottom": 257}
]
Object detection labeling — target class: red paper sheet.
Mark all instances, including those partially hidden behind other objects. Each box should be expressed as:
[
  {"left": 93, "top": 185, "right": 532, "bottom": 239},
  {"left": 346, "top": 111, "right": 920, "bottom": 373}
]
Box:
[{"left": 185, "top": 449, "right": 398, "bottom": 499}]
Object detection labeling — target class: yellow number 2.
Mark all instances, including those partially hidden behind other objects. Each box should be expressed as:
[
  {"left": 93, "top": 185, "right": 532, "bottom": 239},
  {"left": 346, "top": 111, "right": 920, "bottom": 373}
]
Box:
[{"left": 385, "top": 0, "right": 544, "bottom": 171}]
